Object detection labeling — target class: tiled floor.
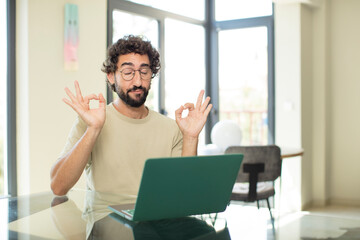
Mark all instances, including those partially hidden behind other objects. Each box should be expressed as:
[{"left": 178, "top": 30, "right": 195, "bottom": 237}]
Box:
[
  {"left": 215, "top": 203, "right": 360, "bottom": 240},
  {"left": 305, "top": 205, "right": 360, "bottom": 220}
]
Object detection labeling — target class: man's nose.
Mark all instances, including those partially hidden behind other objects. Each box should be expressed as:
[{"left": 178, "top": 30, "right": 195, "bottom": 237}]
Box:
[{"left": 132, "top": 70, "right": 142, "bottom": 86}]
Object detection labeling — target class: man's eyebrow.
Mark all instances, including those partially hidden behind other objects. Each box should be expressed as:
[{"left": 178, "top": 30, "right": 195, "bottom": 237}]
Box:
[
  {"left": 120, "top": 62, "right": 150, "bottom": 68},
  {"left": 120, "top": 62, "right": 134, "bottom": 67}
]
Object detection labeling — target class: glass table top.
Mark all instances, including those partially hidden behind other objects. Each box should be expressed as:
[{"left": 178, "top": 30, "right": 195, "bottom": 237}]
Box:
[
  {"left": 1, "top": 189, "right": 360, "bottom": 239},
  {"left": 1, "top": 190, "right": 230, "bottom": 239}
]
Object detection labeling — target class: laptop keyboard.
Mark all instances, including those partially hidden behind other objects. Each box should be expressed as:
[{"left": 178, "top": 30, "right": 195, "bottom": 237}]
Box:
[{"left": 124, "top": 209, "right": 135, "bottom": 216}]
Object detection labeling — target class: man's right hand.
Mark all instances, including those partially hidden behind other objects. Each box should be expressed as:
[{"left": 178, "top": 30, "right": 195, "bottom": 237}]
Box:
[{"left": 63, "top": 80, "right": 106, "bottom": 130}]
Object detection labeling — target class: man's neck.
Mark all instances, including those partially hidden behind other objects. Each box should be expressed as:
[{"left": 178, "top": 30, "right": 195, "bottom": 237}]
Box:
[{"left": 112, "top": 98, "right": 149, "bottom": 119}]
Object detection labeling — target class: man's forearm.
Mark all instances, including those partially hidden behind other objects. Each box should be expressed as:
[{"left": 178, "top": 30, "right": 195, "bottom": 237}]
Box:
[
  {"left": 50, "top": 127, "right": 101, "bottom": 195},
  {"left": 181, "top": 135, "right": 198, "bottom": 156}
]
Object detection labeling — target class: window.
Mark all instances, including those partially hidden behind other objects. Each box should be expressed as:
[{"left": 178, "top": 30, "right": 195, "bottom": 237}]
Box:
[
  {"left": 215, "top": 0, "right": 274, "bottom": 145},
  {"left": 0, "top": 0, "right": 7, "bottom": 196},
  {"left": 164, "top": 18, "right": 205, "bottom": 143},
  {"left": 108, "top": 0, "right": 274, "bottom": 146},
  {"left": 108, "top": 0, "right": 207, "bottom": 145},
  {"left": 219, "top": 27, "right": 269, "bottom": 145}
]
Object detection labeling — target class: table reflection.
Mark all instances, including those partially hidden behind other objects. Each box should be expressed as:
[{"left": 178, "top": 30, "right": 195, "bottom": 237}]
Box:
[
  {"left": 51, "top": 195, "right": 86, "bottom": 239},
  {"left": 90, "top": 213, "right": 230, "bottom": 240},
  {"left": 48, "top": 190, "right": 230, "bottom": 240}
]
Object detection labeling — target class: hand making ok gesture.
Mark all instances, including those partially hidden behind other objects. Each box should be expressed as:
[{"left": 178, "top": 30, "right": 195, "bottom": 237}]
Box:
[
  {"left": 63, "top": 80, "right": 106, "bottom": 130},
  {"left": 175, "top": 90, "right": 213, "bottom": 139}
]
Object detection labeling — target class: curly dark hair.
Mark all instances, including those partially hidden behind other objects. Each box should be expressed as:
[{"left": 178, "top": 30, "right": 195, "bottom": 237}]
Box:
[{"left": 102, "top": 35, "right": 161, "bottom": 76}]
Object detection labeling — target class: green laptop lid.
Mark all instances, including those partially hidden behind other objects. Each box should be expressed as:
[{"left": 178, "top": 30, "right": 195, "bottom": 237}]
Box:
[{"left": 132, "top": 154, "right": 243, "bottom": 221}]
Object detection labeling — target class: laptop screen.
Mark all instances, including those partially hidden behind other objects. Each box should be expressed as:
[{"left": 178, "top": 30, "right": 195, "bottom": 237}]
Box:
[{"left": 125, "top": 154, "right": 243, "bottom": 221}]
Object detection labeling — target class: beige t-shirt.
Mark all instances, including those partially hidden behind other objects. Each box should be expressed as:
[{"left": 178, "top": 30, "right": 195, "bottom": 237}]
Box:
[{"left": 58, "top": 104, "right": 183, "bottom": 195}]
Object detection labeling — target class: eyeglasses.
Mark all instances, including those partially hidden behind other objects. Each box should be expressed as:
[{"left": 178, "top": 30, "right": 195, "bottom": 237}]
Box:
[{"left": 118, "top": 67, "right": 153, "bottom": 81}]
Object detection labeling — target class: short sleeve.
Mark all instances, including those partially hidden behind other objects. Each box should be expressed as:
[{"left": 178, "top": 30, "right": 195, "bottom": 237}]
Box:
[
  {"left": 57, "top": 116, "right": 88, "bottom": 161},
  {"left": 171, "top": 124, "right": 183, "bottom": 157}
]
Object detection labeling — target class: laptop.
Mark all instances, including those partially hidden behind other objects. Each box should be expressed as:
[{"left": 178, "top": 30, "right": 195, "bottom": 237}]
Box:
[{"left": 108, "top": 154, "right": 243, "bottom": 221}]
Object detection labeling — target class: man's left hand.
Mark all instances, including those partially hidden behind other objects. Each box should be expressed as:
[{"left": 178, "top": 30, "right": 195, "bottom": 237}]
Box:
[{"left": 175, "top": 90, "right": 213, "bottom": 139}]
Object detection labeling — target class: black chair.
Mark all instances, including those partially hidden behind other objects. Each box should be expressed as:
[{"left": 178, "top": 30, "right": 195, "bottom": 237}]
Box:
[{"left": 224, "top": 145, "right": 282, "bottom": 223}]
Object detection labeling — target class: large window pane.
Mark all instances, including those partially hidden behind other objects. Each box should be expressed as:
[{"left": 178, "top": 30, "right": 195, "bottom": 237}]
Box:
[
  {"left": 164, "top": 19, "right": 206, "bottom": 144},
  {"left": 0, "top": 0, "right": 7, "bottom": 196},
  {"left": 219, "top": 27, "right": 268, "bottom": 145},
  {"left": 112, "top": 10, "right": 159, "bottom": 111},
  {"left": 128, "top": 0, "right": 205, "bottom": 20},
  {"left": 215, "top": 0, "right": 272, "bottom": 21}
]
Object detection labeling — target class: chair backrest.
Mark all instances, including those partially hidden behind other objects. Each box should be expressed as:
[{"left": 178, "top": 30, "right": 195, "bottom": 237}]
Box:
[{"left": 225, "top": 145, "right": 282, "bottom": 182}]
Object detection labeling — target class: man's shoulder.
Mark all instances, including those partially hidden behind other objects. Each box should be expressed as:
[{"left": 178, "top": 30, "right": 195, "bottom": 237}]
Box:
[
  {"left": 149, "top": 110, "right": 179, "bottom": 127},
  {"left": 150, "top": 109, "right": 174, "bottom": 122}
]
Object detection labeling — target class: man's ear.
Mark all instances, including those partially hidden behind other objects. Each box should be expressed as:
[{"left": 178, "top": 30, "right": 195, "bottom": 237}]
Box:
[{"left": 107, "top": 72, "right": 115, "bottom": 85}]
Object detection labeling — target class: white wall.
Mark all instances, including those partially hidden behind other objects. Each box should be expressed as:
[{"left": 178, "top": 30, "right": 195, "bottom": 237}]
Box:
[
  {"left": 311, "top": 0, "right": 330, "bottom": 207},
  {"left": 16, "top": 0, "right": 106, "bottom": 195},
  {"left": 300, "top": 4, "right": 314, "bottom": 209},
  {"left": 328, "top": 0, "right": 360, "bottom": 205},
  {"left": 276, "top": 0, "right": 360, "bottom": 209},
  {"left": 275, "top": 2, "right": 303, "bottom": 212}
]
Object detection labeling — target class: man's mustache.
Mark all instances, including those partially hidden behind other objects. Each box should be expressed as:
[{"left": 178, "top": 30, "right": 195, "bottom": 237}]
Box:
[{"left": 127, "top": 86, "right": 145, "bottom": 94}]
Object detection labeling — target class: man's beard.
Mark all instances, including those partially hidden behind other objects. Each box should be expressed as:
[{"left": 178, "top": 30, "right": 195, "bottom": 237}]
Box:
[{"left": 114, "top": 81, "right": 149, "bottom": 108}]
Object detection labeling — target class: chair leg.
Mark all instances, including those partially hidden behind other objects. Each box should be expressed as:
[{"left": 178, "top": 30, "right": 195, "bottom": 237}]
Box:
[
  {"left": 257, "top": 200, "right": 260, "bottom": 209},
  {"left": 266, "top": 198, "right": 275, "bottom": 232},
  {"left": 211, "top": 213, "right": 218, "bottom": 226},
  {"left": 266, "top": 198, "right": 274, "bottom": 221}
]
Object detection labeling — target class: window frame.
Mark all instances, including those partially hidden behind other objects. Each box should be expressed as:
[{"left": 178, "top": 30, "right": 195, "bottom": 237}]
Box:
[
  {"left": 6, "top": 0, "right": 17, "bottom": 197},
  {"left": 107, "top": 0, "right": 274, "bottom": 144}
]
